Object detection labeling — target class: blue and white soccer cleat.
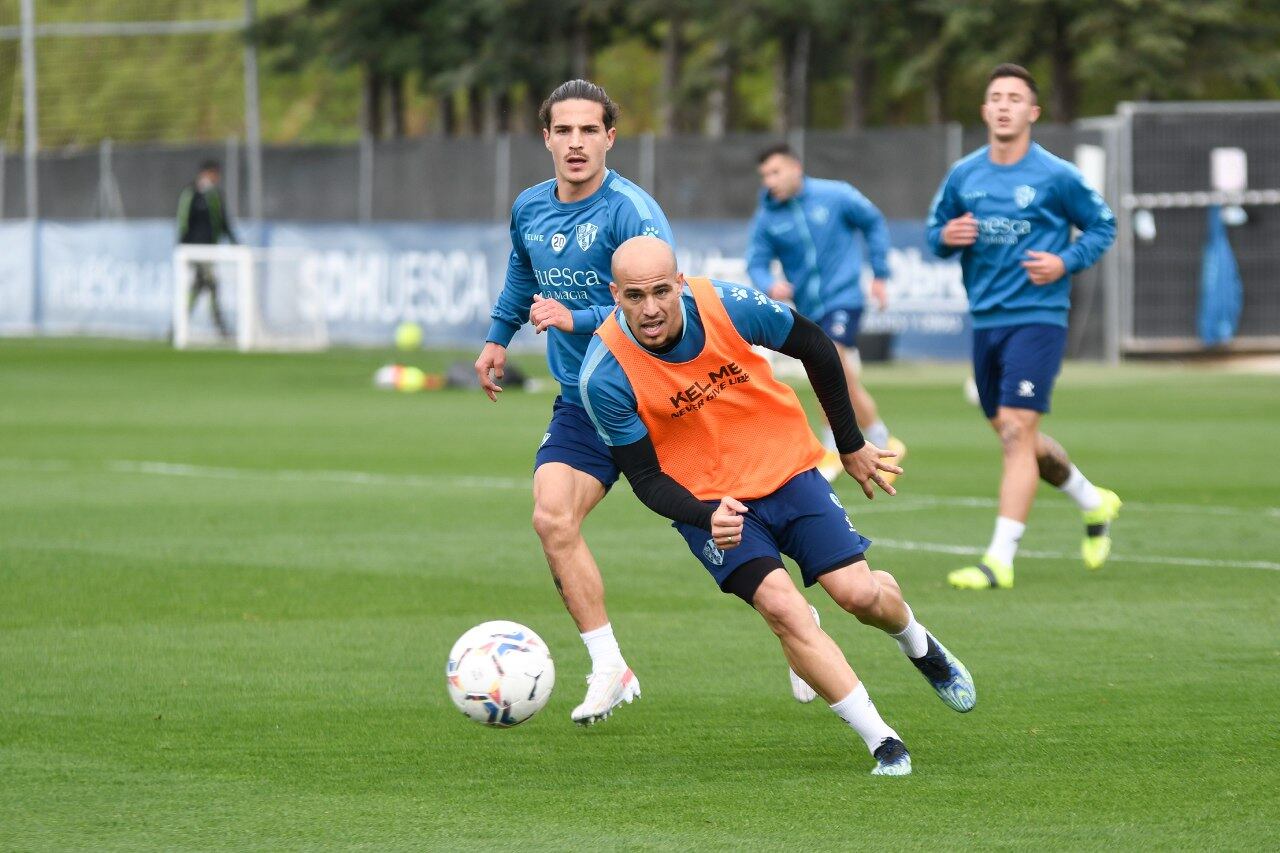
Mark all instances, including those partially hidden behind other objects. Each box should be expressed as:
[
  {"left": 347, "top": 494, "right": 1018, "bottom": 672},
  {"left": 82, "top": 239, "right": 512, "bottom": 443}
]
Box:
[
  {"left": 871, "top": 737, "right": 912, "bottom": 776},
  {"left": 571, "top": 666, "right": 640, "bottom": 726},
  {"left": 909, "top": 633, "right": 977, "bottom": 713}
]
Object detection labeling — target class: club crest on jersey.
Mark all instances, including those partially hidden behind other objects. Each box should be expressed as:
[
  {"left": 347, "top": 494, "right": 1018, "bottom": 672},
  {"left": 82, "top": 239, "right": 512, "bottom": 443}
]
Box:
[
  {"left": 1014, "top": 185, "right": 1037, "bottom": 209},
  {"left": 702, "top": 539, "right": 725, "bottom": 566},
  {"left": 551, "top": 233, "right": 567, "bottom": 253},
  {"left": 576, "top": 223, "right": 599, "bottom": 251}
]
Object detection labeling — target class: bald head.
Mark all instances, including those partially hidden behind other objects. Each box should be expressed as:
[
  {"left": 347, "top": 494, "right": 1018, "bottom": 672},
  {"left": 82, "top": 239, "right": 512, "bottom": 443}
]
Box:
[
  {"left": 611, "top": 235, "right": 677, "bottom": 286},
  {"left": 608, "top": 236, "right": 686, "bottom": 350}
]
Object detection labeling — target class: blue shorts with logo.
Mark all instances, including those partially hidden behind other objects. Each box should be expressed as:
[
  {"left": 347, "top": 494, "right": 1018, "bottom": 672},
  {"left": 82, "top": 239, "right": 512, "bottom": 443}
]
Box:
[
  {"left": 673, "top": 468, "right": 871, "bottom": 591},
  {"left": 972, "top": 323, "right": 1068, "bottom": 419},
  {"left": 818, "top": 308, "right": 864, "bottom": 348},
  {"left": 534, "top": 396, "right": 621, "bottom": 488}
]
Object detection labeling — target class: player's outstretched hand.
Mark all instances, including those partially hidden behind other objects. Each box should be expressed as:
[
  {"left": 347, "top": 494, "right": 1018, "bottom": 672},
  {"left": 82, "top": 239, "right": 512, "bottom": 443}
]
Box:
[
  {"left": 768, "top": 281, "right": 794, "bottom": 302},
  {"left": 942, "top": 212, "right": 978, "bottom": 247},
  {"left": 870, "top": 277, "right": 889, "bottom": 311},
  {"left": 711, "top": 496, "right": 749, "bottom": 550},
  {"left": 842, "top": 443, "right": 902, "bottom": 499},
  {"left": 1021, "top": 250, "right": 1066, "bottom": 285},
  {"left": 530, "top": 294, "right": 573, "bottom": 334},
  {"left": 474, "top": 341, "right": 507, "bottom": 402}
]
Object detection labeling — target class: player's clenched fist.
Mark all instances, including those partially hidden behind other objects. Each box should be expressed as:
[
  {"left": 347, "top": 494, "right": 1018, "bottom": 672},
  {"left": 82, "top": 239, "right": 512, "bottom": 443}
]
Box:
[
  {"left": 711, "top": 496, "right": 749, "bottom": 549},
  {"left": 530, "top": 293, "right": 573, "bottom": 334},
  {"left": 942, "top": 212, "right": 979, "bottom": 247}
]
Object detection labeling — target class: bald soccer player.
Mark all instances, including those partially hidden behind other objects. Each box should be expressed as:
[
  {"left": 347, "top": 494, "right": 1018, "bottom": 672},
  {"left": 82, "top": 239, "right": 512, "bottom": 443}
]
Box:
[{"left": 566, "top": 237, "right": 976, "bottom": 775}]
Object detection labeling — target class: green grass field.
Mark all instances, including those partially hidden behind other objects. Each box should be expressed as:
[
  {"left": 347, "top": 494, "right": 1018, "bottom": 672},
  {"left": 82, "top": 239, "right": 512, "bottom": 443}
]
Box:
[{"left": 2, "top": 339, "right": 1278, "bottom": 850}]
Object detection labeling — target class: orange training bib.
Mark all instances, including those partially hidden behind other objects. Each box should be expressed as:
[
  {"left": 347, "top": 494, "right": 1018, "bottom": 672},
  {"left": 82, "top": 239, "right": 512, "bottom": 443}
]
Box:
[{"left": 597, "top": 277, "right": 825, "bottom": 500}]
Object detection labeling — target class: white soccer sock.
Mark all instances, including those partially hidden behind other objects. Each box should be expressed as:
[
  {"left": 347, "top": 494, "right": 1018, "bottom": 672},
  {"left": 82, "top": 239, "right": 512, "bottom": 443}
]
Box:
[
  {"left": 1059, "top": 465, "right": 1103, "bottom": 512},
  {"left": 986, "top": 516, "right": 1026, "bottom": 567},
  {"left": 821, "top": 426, "right": 837, "bottom": 452},
  {"left": 830, "top": 682, "right": 899, "bottom": 754},
  {"left": 890, "top": 605, "right": 929, "bottom": 658},
  {"left": 580, "top": 623, "right": 625, "bottom": 671},
  {"left": 865, "top": 420, "right": 891, "bottom": 450}
]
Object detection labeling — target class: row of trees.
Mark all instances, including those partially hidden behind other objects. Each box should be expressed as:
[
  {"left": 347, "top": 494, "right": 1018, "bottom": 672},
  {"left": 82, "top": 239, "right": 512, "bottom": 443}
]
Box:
[{"left": 258, "top": 0, "right": 1280, "bottom": 140}]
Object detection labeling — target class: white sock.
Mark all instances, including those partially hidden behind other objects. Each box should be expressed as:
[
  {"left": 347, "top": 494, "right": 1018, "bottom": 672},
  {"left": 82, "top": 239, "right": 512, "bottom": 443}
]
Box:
[
  {"left": 821, "top": 426, "right": 837, "bottom": 452},
  {"left": 830, "top": 682, "right": 899, "bottom": 754},
  {"left": 865, "top": 420, "right": 890, "bottom": 450},
  {"left": 580, "top": 623, "right": 625, "bottom": 671},
  {"left": 890, "top": 606, "right": 929, "bottom": 658},
  {"left": 1059, "top": 465, "right": 1102, "bottom": 512},
  {"left": 986, "top": 516, "right": 1026, "bottom": 567}
]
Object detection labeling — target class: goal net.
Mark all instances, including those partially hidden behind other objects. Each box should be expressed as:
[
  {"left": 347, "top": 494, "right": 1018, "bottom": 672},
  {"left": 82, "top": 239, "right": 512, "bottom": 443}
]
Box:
[{"left": 173, "top": 245, "right": 327, "bottom": 351}]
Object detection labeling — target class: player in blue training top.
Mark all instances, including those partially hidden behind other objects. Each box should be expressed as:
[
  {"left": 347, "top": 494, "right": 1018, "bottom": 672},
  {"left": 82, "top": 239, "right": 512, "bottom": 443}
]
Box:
[
  {"left": 473, "top": 80, "right": 673, "bottom": 724},
  {"left": 926, "top": 63, "right": 1120, "bottom": 591},
  {"left": 746, "top": 143, "right": 905, "bottom": 486}
]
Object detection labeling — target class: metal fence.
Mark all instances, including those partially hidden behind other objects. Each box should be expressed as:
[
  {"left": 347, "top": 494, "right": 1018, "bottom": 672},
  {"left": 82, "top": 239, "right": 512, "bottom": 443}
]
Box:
[
  {"left": 1, "top": 123, "right": 1097, "bottom": 223},
  {"left": 4, "top": 101, "right": 1279, "bottom": 358},
  {"left": 1113, "top": 102, "right": 1280, "bottom": 353}
]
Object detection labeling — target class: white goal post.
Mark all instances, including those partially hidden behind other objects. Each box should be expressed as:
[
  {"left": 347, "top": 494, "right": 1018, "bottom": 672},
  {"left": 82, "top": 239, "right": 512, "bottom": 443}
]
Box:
[{"left": 173, "top": 244, "right": 328, "bottom": 351}]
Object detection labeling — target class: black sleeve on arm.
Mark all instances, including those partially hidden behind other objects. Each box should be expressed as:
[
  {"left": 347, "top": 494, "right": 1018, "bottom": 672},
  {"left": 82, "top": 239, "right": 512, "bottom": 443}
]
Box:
[
  {"left": 610, "top": 436, "right": 716, "bottom": 531},
  {"left": 776, "top": 309, "right": 865, "bottom": 454}
]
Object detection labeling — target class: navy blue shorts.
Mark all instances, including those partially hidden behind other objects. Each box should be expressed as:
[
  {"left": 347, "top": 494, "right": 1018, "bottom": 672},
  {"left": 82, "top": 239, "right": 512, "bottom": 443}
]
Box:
[
  {"left": 818, "top": 308, "right": 864, "bottom": 348},
  {"left": 972, "top": 323, "right": 1068, "bottom": 419},
  {"left": 673, "top": 469, "right": 872, "bottom": 591},
  {"left": 534, "top": 397, "right": 620, "bottom": 488}
]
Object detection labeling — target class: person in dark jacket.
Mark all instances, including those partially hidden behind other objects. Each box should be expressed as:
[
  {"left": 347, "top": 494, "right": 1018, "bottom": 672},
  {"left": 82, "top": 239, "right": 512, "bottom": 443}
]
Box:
[{"left": 177, "top": 160, "right": 237, "bottom": 338}]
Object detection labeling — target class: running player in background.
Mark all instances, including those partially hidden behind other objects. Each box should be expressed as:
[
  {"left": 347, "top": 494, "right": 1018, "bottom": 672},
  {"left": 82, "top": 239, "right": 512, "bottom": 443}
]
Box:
[
  {"left": 926, "top": 63, "right": 1120, "bottom": 590},
  {"left": 474, "top": 80, "right": 673, "bottom": 724},
  {"left": 746, "top": 143, "right": 904, "bottom": 484},
  {"left": 576, "top": 236, "right": 975, "bottom": 776}
]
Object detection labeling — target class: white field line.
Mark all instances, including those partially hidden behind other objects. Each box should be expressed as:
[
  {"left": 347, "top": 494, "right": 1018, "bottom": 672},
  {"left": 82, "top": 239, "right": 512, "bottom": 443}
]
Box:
[
  {"left": 872, "top": 538, "right": 1280, "bottom": 573},
  {"left": 3, "top": 458, "right": 1277, "bottom": 518},
  {"left": 3, "top": 458, "right": 1279, "bottom": 571},
  {"left": 103, "top": 460, "right": 530, "bottom": 491}
]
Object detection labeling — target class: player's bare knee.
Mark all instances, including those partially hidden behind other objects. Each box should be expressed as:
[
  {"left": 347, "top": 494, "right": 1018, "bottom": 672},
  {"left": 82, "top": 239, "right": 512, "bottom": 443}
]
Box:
[
  {"left": 531, "top": 504, "right": 578, "bottom": 548},
  {"left": 997, "top": 417, "right": 1034, "bottom": 456},
  {"left": 835, "top": 575, "right": 881, "bottom": 617},
  {"left": 870, "top": 569, "right": 900, "bottom": 597},
  {"left": 752, "top": 586, "right": 807, "bottom": 638}
]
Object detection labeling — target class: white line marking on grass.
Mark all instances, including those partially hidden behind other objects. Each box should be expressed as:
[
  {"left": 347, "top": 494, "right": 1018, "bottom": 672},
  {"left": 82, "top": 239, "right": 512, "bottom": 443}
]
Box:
[
  {"left": 105, "top": 460, "right": 530, "bottom": 491},
  {"left": 850, "top": 493, "right": 1280, "bottom": 519},
  {"left": 2, "top": 458, "right": 1277, "bottom": 519},
  {"left": 873, "top": 538, "right": 1280, "bottom": 572}
]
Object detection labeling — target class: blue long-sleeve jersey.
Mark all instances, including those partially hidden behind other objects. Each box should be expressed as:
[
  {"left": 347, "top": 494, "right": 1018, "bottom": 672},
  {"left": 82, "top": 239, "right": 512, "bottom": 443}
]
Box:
[
  {"left": 926, "top": 143, "right": 1116, "bottom": 329},
  {"left": 745, "top": 177, "right": 891, "bottom": 320},
  {"left": 486, "top": 169, "right": 674, "bottom": 406}
]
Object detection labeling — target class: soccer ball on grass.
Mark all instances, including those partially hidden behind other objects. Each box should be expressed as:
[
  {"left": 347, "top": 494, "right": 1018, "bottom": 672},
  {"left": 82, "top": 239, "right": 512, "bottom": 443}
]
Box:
[{"left": 446, "top": 621, "right": 555, "bottom": 727}]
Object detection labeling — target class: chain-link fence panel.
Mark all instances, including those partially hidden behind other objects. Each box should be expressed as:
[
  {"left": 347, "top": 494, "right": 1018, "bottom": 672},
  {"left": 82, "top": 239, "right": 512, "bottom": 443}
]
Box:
[
  {"left": 111, "top": 143, "right": 230, "bottom": 219},
  {"left": 262, "top": 144, "right": 359, "bottom": 222},
  {"left": 372, "top": 137, "right": 498, "bottom": 221},
  {"left": 807, "top": 127, "right": 952, "bottom": 219},
  {"left": 652, "top": 132, "right": 777, "bottom": 219},
  {"left": 1123, "top": 104, "right": 1280, "bottom": 348}
]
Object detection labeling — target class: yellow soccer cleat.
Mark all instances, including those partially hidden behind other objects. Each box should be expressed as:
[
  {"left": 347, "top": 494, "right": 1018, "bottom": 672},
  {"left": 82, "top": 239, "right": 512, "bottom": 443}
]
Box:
[
  {"left": 818, "top": 450, "right": 843, "bottom": 483},
  {"left": 879, "top": 436, "right": 907, "bottom": 485},
  {"left": 1081, "top": 488, "right": 1123, "bottom": 570},
  {"left": 948, "top": 553, "right": 1013, "bottom": 590}
]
